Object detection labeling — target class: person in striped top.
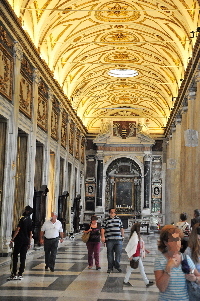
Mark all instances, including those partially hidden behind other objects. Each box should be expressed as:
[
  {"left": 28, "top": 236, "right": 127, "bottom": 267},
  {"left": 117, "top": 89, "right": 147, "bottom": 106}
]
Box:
[
  {"left": 101, "top": 208, "right": 124, "bottom": 273},
  {"left": 154, "top": 225, "right": 199, "bottom": 301}
]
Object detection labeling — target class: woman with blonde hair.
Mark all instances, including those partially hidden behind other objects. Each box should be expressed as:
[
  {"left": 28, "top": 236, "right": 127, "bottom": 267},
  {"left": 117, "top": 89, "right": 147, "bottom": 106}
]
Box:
[{"left": 154, "top": 225, "right": 199, "bottom": 301}]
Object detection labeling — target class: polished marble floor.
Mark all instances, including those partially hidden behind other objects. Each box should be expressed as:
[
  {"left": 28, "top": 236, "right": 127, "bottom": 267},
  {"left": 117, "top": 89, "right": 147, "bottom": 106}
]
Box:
[{"left": 0, "top": 231, "right": 160, "bottom": 301}]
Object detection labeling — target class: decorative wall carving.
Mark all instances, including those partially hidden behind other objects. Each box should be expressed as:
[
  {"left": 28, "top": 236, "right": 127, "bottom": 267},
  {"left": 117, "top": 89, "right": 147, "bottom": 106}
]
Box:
[
  {"left": 0, "top": 44, "right": 13, "bottom": 101},
  {"left": 113, "top": 121, "right": 136, "bottom": 139},
  {"left": 0, "top": 24, "right": 13, "bottom": 53},
  {"left": 81, "top": 137, "right": 85, "bottom": 164},
  {"left": 61, "top": 109, "right": 67, "bottom": 148},
  {"left": 19, "top": 56, "right": 33, "bottom": 118},
  {"left": 75, "top": 130, "right": 80, "bottom": 159},
  {"left": 0, "top": 24, "right": 14, "bottom": 102},
  {"left": 69, "top": 122, "right": 74, "bottom": 155},
  {"left": 51, "top": 96, "right": 59, "bottom": 141},
  {"left": 19, "top": 76, "right": 32, "bottom": 118},
  {"left": 37, "top": 95, "right": 48, "bottom": 131}
]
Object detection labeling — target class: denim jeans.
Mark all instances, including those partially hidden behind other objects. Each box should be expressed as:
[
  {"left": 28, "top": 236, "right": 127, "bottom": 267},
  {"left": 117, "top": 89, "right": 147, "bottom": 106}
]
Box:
[{"left": 106, "top": 239, "right": 123, "bottom": 270}]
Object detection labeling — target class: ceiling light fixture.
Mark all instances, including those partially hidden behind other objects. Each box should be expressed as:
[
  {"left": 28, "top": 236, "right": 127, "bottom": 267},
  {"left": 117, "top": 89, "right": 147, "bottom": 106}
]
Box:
[{"left": 108, "top": 69, "right": 138, "bottom": 78}]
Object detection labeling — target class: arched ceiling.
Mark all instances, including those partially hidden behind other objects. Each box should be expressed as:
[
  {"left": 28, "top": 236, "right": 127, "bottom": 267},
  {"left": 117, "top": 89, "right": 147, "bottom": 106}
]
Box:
[{"left": 9, "top": 0, "right": 200, "bottom": 137}]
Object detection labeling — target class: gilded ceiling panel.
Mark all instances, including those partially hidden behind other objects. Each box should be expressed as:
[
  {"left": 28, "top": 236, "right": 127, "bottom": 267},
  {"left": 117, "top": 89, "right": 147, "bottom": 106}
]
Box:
[{"left": 10, "top": 0, "right": 200, "bottom": 137}]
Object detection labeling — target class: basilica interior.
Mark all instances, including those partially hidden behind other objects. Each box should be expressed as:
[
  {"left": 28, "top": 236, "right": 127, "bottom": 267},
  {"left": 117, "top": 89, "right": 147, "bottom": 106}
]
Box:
[{"left": 0, "top": 0, "right": 200, "bottom": 257}]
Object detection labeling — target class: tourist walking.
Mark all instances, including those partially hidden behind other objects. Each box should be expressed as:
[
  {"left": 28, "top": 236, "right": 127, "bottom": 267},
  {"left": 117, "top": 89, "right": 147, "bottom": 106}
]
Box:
[
  {"left": 101, "top": 208, "right": 124, "bottom": 273},
  {"left": 123, "top": 222, "right": 154, "bottom": 287},
  {"left": 84, "top": 215, "right": 101, "bottom": 270},
  {"left": 40, "top": 212, "right": 63, "bottom": 272},
  {"left": 7, "top": 205, "right": 33, "bottom": 280}
]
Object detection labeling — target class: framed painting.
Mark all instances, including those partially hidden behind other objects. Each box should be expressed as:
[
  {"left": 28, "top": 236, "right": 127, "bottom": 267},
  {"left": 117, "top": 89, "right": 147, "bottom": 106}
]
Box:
[
  {"left": 152, "top": 184, "right": 161, "bottom": 198},
  {"left": 85, "top": 183, "right": 95, "bottom": 197}
]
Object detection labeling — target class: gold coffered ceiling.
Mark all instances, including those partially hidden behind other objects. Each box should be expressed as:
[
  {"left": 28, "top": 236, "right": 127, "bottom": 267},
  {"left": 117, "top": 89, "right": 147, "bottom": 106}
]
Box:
[{"left": 10, "top": 0, "right": 199, "bottom": 136}]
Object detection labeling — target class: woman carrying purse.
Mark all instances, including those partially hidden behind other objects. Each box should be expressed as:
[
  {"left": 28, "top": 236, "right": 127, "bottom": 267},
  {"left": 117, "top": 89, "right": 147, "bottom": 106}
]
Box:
[
  {"left": 123, "top": 222, "right": 154, "bottom": 287},
  {"left": 84, "top": 215, "right": 101, "bottom": 270}
]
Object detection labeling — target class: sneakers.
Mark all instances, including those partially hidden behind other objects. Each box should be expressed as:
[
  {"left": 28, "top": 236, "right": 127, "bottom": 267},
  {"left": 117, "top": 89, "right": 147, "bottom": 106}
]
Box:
[
  {"left": 7, "top": 274, "right": 23, "bottom": 281},
  {"left": 123, "top": 281, "right": 133, "bottom": 287},
  {"left": 115, "top": 268, "right": 122, "bottom": 273},
  {"left": 45, "top": 265, "right": 49, "bottom": 271},
  {"left": 146, "top": 281, "right": 154, "bottom": 288},
  {"left": 7, "top": 275, "right": 15, "bottom": 281},
  {"left": 88, "top": 266, "right": 93, "bottom": 269},
  {"left": 107, "top": 269, "right": 113, "bottom": 273}
]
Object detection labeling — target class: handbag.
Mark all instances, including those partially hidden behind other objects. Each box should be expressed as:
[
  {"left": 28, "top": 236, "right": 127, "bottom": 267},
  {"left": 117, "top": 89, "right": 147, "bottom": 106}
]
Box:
[
  {"left": 187, "top": 279, "right": 200, "bottom": 301},
  {"left": 130, "top": 258, "right": 139, "bottom": 269},
  {"left": 181, "top": 254, "right": 200, "bottom": 301},
  {"left": 82, "top": 226, "right": 91, "bottom": 243}
]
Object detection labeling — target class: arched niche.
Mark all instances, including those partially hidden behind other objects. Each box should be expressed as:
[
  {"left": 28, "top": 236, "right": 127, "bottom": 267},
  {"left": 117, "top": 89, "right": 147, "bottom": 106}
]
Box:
[{"left": 102, "top": 155, "right": 143, "bottom": 212}]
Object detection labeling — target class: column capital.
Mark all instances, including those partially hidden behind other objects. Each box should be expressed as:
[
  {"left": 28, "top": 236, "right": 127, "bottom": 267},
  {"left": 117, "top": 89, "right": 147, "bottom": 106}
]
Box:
[
  {"left": 33, "top": 68, "right": 41, "bottom": 85},
  {"left": 13, "top": 41, "right": 23, "bottom": 61},
  {"left": 144, "top": 154, "right": 152, "bottom": 161},
  {"left": 195, "top": 69, "right": 200, "bottom": 83},
  {"left": 175, "top": 112, "right": 182, "bottom": 124},
  {"left": 96, "top": 152, "right": 104, "bottom": 160},
  {"left": 187, "top": 87, "right": 197, "bottom": 100},
  {"left": 48, "top": 89, "right": 54, "bottom": 100}
]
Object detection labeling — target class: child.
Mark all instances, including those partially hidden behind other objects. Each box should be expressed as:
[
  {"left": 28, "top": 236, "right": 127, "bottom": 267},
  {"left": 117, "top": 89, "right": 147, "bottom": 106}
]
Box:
[{"left": 123, "top": 222, "right": 154, "bottom": 287}]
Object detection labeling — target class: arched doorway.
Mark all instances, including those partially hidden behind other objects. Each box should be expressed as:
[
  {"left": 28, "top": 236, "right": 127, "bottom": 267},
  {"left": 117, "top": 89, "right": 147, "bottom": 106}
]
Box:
[{"left": 104, "top": 157, "right": 142, "bottom": 212}]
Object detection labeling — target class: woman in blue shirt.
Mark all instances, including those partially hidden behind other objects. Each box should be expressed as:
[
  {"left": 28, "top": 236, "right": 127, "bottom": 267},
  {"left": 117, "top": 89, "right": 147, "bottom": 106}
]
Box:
[{"left": 154, "top": 225, "right": 199, "bottom": 301}]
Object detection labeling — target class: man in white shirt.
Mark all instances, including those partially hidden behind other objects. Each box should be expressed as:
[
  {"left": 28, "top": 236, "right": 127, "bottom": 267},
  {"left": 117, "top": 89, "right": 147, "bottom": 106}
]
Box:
[{"left": 40, "top": 212, "right": 63, "bottom": 272}]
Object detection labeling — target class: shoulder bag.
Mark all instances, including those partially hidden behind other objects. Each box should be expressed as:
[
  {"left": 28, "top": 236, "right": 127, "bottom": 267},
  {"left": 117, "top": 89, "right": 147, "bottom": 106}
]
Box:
[
  {"left": 82, "top": 226, "right": 91, "bottom": 243},
  {"left": 181, "top": 254, "right": 200, "bottom": 301},
  {"left": 130, "top": 258, "right": 139, "bottom": 269}
]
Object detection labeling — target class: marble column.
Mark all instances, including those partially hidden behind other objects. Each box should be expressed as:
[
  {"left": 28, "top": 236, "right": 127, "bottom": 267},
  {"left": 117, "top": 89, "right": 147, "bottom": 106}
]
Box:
[
  {"left": 143, "top": 155, "right": 151, "bottom": 208},
  {"left": 53, "top": 103, "right": 62, "bottom": 212},
  {"left": 96, "top": 154, "right": 103, "bottom": 207},
  {"left": 1, "top": 41, "right": 23, "bottom": 252},
  {"left": 45, "top": 89, "right": 53, "bottom": 217},
  {"left": 25, "top": 68, "right": 40, "bottom": 205}
]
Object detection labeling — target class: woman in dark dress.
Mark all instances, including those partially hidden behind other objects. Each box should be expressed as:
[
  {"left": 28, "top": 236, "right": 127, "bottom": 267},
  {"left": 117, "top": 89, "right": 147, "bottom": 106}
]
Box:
[{"left": 84, "top": 215, "right": 101, "bottom": 270}]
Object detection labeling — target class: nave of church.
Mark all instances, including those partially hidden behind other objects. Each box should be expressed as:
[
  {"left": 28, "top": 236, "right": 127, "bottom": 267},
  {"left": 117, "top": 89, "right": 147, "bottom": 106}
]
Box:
[
  {"left": 0, "top": 232, "right": 159, "bottom": 301},
  {"left": 0, "top": 0, "right": 200, "bottom": 260}
]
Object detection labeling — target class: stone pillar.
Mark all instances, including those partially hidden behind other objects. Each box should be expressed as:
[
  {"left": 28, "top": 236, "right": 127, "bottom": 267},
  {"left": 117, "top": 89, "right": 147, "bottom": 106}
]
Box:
[
  {"left": 96, "top": 153, "right": 103, "bottom": 207},
  {"left": 110, "top": 178, "right": 115, "bottom": 208},
  {"left": 25, "top": 68, "right": 40, "bottom": 205},
  {"left": 45, "top": 89, "right": 53, "bottom": 217},
  {"left": 1, "top": 41, "right": 23, "bottom": 252},
  {"left": 143, "top": 154, "right": 151, "bottom": 209},
  {"left": 53, "top": 103, "right": 62, "bottom": 212}
]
